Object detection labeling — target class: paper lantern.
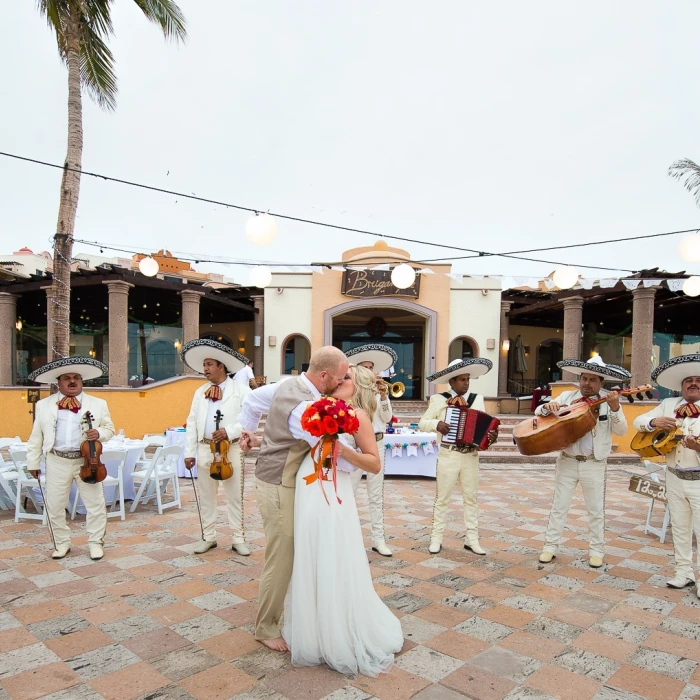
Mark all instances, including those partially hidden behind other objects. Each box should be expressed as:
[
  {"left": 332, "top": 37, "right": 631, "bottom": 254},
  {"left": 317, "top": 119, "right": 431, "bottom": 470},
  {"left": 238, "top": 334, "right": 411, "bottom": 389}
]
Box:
[
  {"left": 683, "top": 276, "right": 700, "bottom": 297},
  {"left": 679, "top": 234, "right": 700, "bottom": 263},
  {"left": 138, "top": 256, "right": 159, "bottom": 277},
  {"left": 249, "top": 265, "right": 272, "bottom": 288},
  {"left": 552, "top": 266, "right": 579, "bottom": 290},
  {"left": 245, "top": 213, "right": 278, "bottom": 246},
  {"left": 391, "top": 264, "right": 416, "bottom": 289}
]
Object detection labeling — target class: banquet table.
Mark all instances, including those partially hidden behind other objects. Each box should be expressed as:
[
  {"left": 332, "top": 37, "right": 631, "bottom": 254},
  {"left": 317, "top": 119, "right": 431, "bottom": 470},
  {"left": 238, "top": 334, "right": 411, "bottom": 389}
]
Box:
[
  {"left": 165, "top": 429, "right": 197, "bottom": 477},
  {"left": 383, "top": 431, "right": 438, "bottom": 478}
]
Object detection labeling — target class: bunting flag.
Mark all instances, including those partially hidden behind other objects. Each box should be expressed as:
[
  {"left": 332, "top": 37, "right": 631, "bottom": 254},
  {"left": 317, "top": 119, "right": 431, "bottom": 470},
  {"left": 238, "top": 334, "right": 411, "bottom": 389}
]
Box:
[
  {"left": 422, "top": 442, "right": 434, "bottom": 455},
  {"left": 407, "top": 444, "right": 418, "bottom": 457},
  {"left": 392, "top": 444, "right": 402, "bottom": 457},
  {"left": 622, "top": 279, "right": 640, "bottom": 290},
  {"left": 668, "top": 279, "right": 685, "bottom": 292},
  {"left": 643, "top": 279, "right": 662, "bottom": 287}
]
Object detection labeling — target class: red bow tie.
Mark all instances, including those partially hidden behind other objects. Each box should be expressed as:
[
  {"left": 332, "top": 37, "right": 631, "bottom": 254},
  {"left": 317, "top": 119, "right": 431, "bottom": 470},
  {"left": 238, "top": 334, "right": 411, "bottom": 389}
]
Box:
[
  {"left": 676, "top": 402, "right": 700, "bottom": 419},
  {"left": 57, "top": 397, "right": 81, "bottom": 413}
]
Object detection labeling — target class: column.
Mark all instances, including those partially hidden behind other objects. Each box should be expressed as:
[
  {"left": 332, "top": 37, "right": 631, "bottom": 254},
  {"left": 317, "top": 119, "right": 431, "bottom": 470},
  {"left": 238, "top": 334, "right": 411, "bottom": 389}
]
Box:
[
  {"left": 562, "top": 296, "right": 584, "bottom": 381},
  {"left": 0, "top": 293, "right": 18, "bottom": 385},
  {"left": 252, "top": 295, "right": 264, "bottom": 376},
  {"left": 103, "top": 281, "right": 133, "bottom": 387},
  {"left": 179, "top": 289, "right": 205, "bottom": 375},
  {"left": 498, "top": 300, "right": 512, "bottom": 395},
  {"left": 631, "top": 287, "right": 656, "bottom": 387}
]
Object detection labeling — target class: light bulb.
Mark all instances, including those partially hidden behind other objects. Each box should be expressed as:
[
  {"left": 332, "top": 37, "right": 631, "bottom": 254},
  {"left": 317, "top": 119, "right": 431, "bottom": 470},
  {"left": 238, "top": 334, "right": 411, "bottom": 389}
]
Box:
[
  {"left": 683, "top": 276, "right": 700, "bottom": 297},
  {"left": 679, "top": 234, "right": 700, "bottom": 262},
  {"left": 249, "top": 265, "right": 272, "bottom": 288},
  {"left": 391, "top": 264, "right": 416, "bottom": 289},
  {"left": 552, "top": 266, "right": 578, "bottom": 289},
  {"left": 139, "top": 256, "right": 159, "bottom": 277},
  {"left": 245, "top": 213, "right": 278, "bottom": 246}
]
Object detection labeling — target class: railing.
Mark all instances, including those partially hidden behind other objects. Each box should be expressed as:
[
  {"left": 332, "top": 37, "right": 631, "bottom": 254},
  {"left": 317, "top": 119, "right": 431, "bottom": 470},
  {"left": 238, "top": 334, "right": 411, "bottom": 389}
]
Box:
[{"left": 507, "top": 378, "right": 540, "bottom": 397}]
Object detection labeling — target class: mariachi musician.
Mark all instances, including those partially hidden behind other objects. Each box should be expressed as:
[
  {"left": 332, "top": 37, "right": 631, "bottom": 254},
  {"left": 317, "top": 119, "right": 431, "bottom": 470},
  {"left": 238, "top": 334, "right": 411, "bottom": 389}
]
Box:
[
  {"left": 345, "top": 343, "right": 397, "bottom": 557},
  {"left": 537, "top": 356, "right": 628, "bottom": 569},
  {"left": 634, "top": 354, "right": 700, "bottom": 593},
  {"left": 419, "top": 358, "right": 497, "bottom": 556},
  {"left": 26, "top": 357, "right": 114, "bottom": 561},
  {"left": 182, "top": 339, "right": 252, "bottom": 556}
]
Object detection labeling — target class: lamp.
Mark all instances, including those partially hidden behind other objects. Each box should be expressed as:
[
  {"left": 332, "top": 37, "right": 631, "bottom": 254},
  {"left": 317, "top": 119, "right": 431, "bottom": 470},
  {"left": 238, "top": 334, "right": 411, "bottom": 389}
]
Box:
[
  {"left": 249, "top": 266, "right": 272, "bottom": 288},
  {"left": 138, "top": 256, "right": 159, "bottom": 277},
  {"left": 501, "top": 339, "right": 510, "bottom": 352},
  {"left": 15, "top": 319, "right": 22, "bottom": 331},
  {"left": 391, "top": 264, "right": 416, "bottom": 289},
  {"left": 173, "top": 339, "right": 182, "bottom": 350},
  {"left": 683, "top": 276, "right": 700, "bottom": 297},
  {"left": 552, "top": 266, "right": 579, "bottom": 290},
  {"left": 679, "top": 234, "right": 700, "bottom": 262},
  {"left": 245, "top": 213, "right": 278, "bottom": 246}
]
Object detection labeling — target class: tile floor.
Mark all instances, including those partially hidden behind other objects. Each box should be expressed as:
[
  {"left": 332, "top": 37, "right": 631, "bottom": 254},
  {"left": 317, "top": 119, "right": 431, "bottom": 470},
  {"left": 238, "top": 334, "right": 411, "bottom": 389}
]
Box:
[{"left": 1, "top": 462, "right": 698, "bottom": 700}]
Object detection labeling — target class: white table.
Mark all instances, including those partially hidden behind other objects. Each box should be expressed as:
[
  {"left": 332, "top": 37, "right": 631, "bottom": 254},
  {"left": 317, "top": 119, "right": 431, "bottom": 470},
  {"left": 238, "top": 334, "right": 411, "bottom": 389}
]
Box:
[
  {"left": 165, "top": 429, "right": 197, "bottom": 477},
  {"left": 383, "top": 432, "right": 438, "bottom": 478},
  {"left": 101, "top": 439, "right": 147, "bottom": 501}
]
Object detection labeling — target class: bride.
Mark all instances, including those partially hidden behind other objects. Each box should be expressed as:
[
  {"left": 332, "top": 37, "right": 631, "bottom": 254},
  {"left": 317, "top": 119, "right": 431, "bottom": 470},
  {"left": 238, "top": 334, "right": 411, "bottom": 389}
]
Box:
[{"left": 283, "top": 364, "right": 404, "bottom": 677}]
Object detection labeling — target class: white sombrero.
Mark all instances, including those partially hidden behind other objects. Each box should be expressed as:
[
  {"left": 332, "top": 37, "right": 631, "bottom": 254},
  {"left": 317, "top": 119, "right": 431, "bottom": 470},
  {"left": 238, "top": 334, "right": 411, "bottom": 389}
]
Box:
[
  {"left": 345, "top": 344, "right": 398, "bottom": 373},
  {"left": 29, "top": 357, "right": 107, "bottom": 384},
  {"left": 427, "top": 358, "right": 493, "bottom": 383},
  {"left": 557, "top": 355, "right": 629, "bottom": 381},
  {"left": 652, "top": 354, "right": 700, "bottom": 391},
  {"left": 181, "top": 339, "right": 248, "bottom": 374}
]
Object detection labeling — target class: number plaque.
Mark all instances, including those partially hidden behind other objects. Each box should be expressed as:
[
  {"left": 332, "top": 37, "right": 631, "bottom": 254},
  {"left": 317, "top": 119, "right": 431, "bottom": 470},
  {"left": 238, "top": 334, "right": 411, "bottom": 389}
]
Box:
[{"left": 628, "top": 475, "right": 667, "bottom": 503}]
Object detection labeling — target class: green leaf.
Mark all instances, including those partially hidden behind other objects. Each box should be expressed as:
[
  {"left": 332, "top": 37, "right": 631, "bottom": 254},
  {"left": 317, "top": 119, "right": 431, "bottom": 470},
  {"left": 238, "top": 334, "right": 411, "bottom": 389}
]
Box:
[
  {"left": 131, "top": 0, "right": 187, "bottom": 42},
  {"left": 80, "top": 26, "right": 118, "bottom": 111}
]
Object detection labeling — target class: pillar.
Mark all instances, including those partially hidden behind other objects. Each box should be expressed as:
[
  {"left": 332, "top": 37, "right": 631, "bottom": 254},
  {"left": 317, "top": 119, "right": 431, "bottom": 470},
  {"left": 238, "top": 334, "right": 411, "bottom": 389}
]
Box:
[
  {"left": 631, "top": 287, "right": 656, "bottom": 387},
  {"left": 103, "top": 281, "right": 133, "bottom": 387},
  {"left": 252, "top": 295, "right": 264, "bottom": 376},
  {"left": 562, "top": 295, "right": 584, "bottom": 381},
  {"left": 179, "top": 289, "right": 205, "bottom": 375},
  {"left": 498, "top": 301, "right": 512, "bottom": 395},
  {"left": 0, "top": 293, "right": 18, "bottom": 385}
]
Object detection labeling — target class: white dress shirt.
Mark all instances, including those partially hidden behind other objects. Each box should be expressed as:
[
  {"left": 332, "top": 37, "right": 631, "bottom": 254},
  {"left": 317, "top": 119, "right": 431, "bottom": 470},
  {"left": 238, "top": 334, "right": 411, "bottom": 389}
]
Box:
[
  {"left": 233, "top": 365, "right": 254, "bottom": 387},
  {"left": 54, "top": 392, "right": 84, "bottom": 450},
  {"left": 204, "top": 382, "right": 227, "bottom": 439}
]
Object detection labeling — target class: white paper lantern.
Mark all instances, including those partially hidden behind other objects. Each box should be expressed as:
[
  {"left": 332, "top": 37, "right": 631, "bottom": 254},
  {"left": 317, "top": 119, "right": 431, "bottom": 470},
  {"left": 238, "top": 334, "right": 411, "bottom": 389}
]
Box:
[
  {"left": 138, "top": 256, "right": 159, "bottom": 277},
  {"left": 552, "top": 266, "right": 579, "bottom": 290},
  {"left": 679, "top": 234, "right": 700, "bottom": 262},
  {"left": 391, "top": 263, "right": 416, "bottom": 289},
  {"left": 683, "top": 275, "right": 700, "bottom": 297},
  {"left": 249, "top": 265, "right": 272, "bottom": 288},
  {"left": 245, "top": 213, "right": 278, "bottom": 246}
]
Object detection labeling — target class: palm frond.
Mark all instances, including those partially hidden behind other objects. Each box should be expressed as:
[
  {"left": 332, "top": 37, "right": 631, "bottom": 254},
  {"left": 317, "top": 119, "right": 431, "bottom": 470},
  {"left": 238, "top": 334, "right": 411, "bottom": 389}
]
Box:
[
  {"left": 131, "top": 0, "right": 187, "bottom": 42},
  {"left": 669, "top": 158, "right": 700, "bottom": 208},
  {"left": 82, "top": 0, "right": 115, "bottom": 39},
  {"left": 81, "top": 27, "right": 118, "bottom": 111},
  {"left": 36, "top": 0, "right": 69, "bottom": 57}
]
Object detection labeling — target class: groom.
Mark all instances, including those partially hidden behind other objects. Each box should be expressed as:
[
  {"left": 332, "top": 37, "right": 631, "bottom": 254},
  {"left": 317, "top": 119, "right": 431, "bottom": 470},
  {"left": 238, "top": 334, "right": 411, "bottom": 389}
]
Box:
[{"left": 239, "top": 346, "right": 349, "bottom": 651}]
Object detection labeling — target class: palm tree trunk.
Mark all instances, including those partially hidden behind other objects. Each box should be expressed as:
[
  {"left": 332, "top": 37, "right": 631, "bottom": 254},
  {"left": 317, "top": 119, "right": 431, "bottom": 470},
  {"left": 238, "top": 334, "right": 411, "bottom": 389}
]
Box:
[{"left": 50, "top": 14, "right": 83, "bottom": 361}]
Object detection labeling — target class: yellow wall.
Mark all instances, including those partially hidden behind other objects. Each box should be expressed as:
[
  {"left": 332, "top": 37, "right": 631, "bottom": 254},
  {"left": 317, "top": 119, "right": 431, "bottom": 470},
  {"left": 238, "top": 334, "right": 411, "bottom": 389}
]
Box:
[
  {"left": 0, "top": 376, "right": 208, "bottom": 441},
  {"left": 509, "top": 325, "right": 564, "bottom": 381}
]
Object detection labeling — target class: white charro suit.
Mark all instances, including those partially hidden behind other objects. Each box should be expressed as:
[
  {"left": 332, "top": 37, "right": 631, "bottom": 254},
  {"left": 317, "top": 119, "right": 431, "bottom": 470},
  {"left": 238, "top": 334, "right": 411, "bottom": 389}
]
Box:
[
  {"left": 26, "top": 393, "right": 115, "bottom": 548},
  {"left": 634, "top": 398, "right": 700, "bottom": 582},
  {"left": 185, "top": 378, "right": 251, "bottom": 544},
  {"left": 538, "top": 389, "right": 627, "bottom": 559},
  {"left": 419, "top": 392, "right": 485, "bottom": 546}
]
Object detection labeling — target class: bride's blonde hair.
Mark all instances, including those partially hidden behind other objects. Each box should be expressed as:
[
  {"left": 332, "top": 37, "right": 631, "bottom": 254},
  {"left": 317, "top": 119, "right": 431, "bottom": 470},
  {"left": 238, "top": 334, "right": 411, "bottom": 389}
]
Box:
[{"left": 350, "top": 364, "right": 378, "bottom": 419}]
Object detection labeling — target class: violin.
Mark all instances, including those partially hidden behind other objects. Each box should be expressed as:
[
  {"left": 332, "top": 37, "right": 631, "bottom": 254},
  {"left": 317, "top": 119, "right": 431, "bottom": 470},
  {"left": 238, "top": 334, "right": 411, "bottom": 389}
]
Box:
[
  {"left": 210, "top": 409, "right": 233, "bottom": 481},
  {"left": 80, "top": 411, "right": 107, "bottom": 483}
]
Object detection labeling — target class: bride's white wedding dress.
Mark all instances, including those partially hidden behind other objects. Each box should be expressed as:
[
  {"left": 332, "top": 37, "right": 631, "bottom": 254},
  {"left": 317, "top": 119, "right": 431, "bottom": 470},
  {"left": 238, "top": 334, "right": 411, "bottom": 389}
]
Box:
[{"left": 282, "top": 434, "right": 404, "bottom": 677}]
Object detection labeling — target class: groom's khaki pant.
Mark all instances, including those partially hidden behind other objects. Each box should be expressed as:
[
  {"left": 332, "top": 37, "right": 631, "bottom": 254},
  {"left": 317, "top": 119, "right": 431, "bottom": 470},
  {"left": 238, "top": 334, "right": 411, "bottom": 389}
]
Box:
[{"left": 254, "top": 476, "right": 295, "bottom": 640}]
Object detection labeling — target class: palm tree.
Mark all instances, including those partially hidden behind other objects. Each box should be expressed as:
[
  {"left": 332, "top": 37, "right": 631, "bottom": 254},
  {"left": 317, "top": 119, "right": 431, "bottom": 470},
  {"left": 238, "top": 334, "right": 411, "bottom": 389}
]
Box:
[
  {"left": 37, "top": 0, "right": 186, "bottom": 360},
  {"left": 669, "top": 158, "right": 700, "bottom": 207}
]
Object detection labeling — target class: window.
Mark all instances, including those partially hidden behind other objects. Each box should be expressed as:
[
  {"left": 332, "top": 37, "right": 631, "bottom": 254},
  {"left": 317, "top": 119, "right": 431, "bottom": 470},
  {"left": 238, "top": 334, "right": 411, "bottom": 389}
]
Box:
[
  {"left": 448, "top": 336, "right": 477, "bottom": 362},
  {"left": 282, "top": 335, "right": 311, "bottom": 374}
]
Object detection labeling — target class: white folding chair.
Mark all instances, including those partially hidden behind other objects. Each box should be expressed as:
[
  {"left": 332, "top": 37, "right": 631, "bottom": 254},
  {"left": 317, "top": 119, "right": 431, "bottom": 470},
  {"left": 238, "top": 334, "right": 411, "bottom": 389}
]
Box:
[
  {"left": 11, "top": 448, "right": 46, "bottom": 523},
  {"left": 643, "top": 460, "right": 671, "bottom": 543},
  {"left": 135, "top": 434, "right": 168, "bottom": 469},
  {"left": 130, "top": 445, "right": 182, "bottom": 514},
  {"left": 0, "top": 437, "right": 22, "bottom": 449},
  {"left": 70, "top": 450, "right": 128, "bottom": 521}
]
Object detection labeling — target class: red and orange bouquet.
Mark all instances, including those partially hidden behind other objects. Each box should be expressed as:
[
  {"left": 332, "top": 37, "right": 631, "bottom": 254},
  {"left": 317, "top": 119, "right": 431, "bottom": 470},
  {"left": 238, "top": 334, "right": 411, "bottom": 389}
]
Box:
[{"left": 300, "top": 397, "right": 360, "bottom": 504}]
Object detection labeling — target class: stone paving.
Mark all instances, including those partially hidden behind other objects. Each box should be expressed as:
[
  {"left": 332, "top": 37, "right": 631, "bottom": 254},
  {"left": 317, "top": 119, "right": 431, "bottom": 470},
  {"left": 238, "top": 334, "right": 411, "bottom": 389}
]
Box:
[{"left": 1, "top": 463, "right": 699, "bottom": 700}]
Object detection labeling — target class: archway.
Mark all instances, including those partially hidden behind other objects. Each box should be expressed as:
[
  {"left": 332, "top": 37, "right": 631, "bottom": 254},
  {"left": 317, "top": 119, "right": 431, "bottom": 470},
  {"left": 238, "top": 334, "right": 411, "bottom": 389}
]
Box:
[
  {"left": 282, "top": 334, "right": 311, "bottom": 375},
  {"left": 448, "top": 336, "right": 478, "bottom": 362},
  {"left": 536, "top": 338, "right": 563, "bottom": 384}
]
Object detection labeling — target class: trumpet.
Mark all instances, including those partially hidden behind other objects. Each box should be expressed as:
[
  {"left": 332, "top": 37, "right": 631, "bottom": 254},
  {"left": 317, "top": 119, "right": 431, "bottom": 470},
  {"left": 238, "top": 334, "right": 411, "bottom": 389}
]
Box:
[{"left": 376, "top": 378, "right": 406, "bottom": 398}]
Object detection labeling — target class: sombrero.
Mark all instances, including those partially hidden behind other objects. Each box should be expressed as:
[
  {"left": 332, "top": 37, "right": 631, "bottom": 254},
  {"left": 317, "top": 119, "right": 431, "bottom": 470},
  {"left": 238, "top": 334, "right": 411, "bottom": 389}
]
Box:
[
  {"left": 345, "top": 344, "right": 398, "bottom": 373},
  {"left": 427, "top": 358, "right": 493, "bottom": 383},
  {"left": 652, "top": 354, "right": 700, "bottom": 391},
  {"left": 181, "top": 339, "right": 248, "bottom": 374},
  {"left": 29, "top": 357, "right": 107, "bottom": 384},
  {"left": 557, "top": 355, "right": 629, "bottom": 381}
]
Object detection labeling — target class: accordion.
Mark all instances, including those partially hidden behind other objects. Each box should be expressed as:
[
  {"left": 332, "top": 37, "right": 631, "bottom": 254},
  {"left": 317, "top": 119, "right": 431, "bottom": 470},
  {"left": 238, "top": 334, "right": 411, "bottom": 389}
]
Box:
[{"left": 443, "top": 406, "right": 500, "bottom": 450}]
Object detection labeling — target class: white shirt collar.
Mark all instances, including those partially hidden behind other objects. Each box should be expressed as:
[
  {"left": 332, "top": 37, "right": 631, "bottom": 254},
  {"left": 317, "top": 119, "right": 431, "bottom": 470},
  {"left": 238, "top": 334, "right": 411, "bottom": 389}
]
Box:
[{"left": 300, "top": 373, "right": 322, "bottom": 399}]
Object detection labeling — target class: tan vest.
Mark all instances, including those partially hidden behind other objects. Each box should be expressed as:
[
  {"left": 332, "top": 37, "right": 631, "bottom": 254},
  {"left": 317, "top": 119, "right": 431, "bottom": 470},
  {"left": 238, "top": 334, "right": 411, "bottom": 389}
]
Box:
[{"left": 255, "top": 377, "right": 315, "bottom": 487}]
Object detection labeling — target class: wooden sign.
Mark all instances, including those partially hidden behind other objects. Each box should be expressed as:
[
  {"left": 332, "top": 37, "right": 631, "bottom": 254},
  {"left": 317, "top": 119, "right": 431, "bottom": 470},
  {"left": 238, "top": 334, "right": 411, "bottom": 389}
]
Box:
[
  {"left": 341, "top": 269, "right": 420, "bottom": 298},
  {"left": 628, "top": 475, "right": 667, "bottom": 502}
]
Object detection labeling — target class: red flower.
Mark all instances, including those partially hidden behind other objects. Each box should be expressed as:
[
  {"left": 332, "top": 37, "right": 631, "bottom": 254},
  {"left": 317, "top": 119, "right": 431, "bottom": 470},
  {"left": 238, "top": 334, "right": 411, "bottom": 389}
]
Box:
[{"left": 323, "top": 416, "right": 339, "bottom": 434}]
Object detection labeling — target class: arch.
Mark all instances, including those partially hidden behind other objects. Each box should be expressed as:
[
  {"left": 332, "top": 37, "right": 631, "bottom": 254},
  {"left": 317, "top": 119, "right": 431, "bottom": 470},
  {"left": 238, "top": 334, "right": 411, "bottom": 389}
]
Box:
[
  {"left": 281, "top": 333, "right": 311, "bottom": 375},
  {"left": 448, "top": 335, "right": 479, "bottom": 362},
  {"left": 536, "top": 337, "right": 563, "bottom": 384}
]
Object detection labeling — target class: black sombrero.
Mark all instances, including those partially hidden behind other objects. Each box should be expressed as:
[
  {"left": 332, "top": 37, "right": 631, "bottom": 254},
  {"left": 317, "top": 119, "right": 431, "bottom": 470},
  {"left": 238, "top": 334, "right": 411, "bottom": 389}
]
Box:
[
  {"left": 427, "top": 358, "right": 493, "bottom": 383},
  {"left": 557, "top": 356, "right": 629, "bottom": 381},
  {"left": 652, "top": 354, "right": 700, "bottom": 391},
  {"left": 181, "top": 339, "right": 248, "bottom": 374},
  {"left": 345, "top": 344, "right": 398, "bottom": 373},
  {"left": 29, "top": 357, "right": 107, "bottom": 384}
]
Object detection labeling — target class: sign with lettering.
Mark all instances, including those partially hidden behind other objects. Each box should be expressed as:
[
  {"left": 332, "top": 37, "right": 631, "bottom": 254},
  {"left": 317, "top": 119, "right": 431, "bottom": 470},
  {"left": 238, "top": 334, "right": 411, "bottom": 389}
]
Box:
[
  {"left": 341, "top": 269, "right": 420, "bottom": 298},
  {"left": 628, "top": 475, "right": 667, "bottom": 502}
]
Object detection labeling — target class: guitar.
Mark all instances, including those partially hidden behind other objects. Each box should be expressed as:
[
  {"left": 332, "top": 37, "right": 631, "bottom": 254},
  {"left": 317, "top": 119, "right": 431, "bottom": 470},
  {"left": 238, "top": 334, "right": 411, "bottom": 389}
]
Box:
[
  {"left": 630, "top": 423, "right": 683, "bottom": 458},
  {"left": 210, "top": 410, "right": 233, "bottom": 481}
]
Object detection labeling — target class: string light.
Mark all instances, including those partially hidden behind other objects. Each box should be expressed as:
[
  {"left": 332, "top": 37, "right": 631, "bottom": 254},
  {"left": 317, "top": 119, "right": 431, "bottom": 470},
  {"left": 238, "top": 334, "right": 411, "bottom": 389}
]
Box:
[
  {"left": 552, "top": 266, "right": 579, "bottom": 290},
  {"left": 245, "top": 213, "right": 278, "bottom": 246},
  {"left": 391, "top": 264, "right": 416, "bottom": 289},
  {"left": 683, "top": 276, "right": 700, "bottom": 297},
  {"left": 138, "top": 256, "right": 159, "bottom": 276}
]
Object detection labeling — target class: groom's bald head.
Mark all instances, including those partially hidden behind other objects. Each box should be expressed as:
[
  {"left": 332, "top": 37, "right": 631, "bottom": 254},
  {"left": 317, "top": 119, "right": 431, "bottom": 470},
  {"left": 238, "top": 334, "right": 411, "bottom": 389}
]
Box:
[{"left": 307, "top": 346, "right": 348, "bottom": 394}]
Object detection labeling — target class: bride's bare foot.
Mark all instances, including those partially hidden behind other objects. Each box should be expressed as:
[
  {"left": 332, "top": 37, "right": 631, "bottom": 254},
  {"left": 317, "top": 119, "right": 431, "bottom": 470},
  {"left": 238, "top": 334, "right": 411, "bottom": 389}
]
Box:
[{"left": 260, "top": 637, "right": 289, "bottom": 652}]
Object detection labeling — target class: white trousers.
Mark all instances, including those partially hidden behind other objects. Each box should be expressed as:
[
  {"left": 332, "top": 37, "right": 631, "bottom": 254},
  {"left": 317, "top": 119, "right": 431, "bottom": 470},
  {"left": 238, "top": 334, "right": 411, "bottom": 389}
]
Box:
[
  {"left": 196, "top": 443, "right": 245, "bottom": 544},
  {"left": 431, "top": 448, "right": 479, "bottom": 543},
  {"left": 543, "top": 455, "right": 606, "bottom": 559},
  {"left": 349, "top": 441, "right": 386, "bottom": 544},
  {"left": 666, "top": 470, "right": 700, "bottom": 581},
  {"left": 45, "top": 453, "right": 106, "bottom": 548}
]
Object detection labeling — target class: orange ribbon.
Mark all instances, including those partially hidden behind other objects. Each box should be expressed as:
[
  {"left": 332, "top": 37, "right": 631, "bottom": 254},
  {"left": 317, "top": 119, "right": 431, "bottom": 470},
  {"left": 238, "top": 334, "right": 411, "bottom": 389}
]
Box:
[{"left": 303, "top": 436, "right": 342, "bottom": 505}]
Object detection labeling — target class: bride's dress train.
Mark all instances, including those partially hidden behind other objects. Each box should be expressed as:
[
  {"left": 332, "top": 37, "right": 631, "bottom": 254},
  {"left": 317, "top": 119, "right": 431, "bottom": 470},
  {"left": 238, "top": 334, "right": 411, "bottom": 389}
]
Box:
[{"left": 282, "top": 437, "right": 403, "bottom": 676}]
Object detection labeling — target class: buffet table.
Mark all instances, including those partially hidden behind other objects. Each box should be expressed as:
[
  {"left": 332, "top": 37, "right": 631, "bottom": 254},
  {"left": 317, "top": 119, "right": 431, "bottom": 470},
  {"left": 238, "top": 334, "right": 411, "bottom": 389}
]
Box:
[
  {"left": 383, "top": 432, "right": 438, "bottom": 478},
  {"left": 165, "top": 429, "right": 197, "bottom": 477}
]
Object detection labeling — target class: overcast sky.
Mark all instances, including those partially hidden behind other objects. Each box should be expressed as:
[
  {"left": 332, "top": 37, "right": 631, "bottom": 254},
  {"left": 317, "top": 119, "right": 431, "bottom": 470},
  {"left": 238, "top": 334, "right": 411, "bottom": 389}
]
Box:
[{"left": 3, "top": 1, "right": 700, "bottom": 284}]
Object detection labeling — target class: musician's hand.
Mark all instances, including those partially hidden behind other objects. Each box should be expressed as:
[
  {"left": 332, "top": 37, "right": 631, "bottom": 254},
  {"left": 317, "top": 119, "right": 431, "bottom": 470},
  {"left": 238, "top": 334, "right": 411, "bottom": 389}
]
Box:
[
  {"left": 487, "top": 430, "right": 498, "bottom": 446},
  {"left": 29, "top": 470, "right": 40, "bottom": 479},
  {"left": 211, "top": 429, "right": 228, "bottom": 443},
  {"left": 436, "top": 421, "right": 451, "bottom": 436},
  {"left": 542, "top": 401, "right": 561, "bottom": 414},
  {"left": 605, "top": 391, "right": 620, "bottom": 412},
  {"left": 184, "top": 458, "right": 196, "bottom": 470},
  {"left": 651, "top": 417, "right": 677, "bottom": 431},
  {"left": 85, "top": 429, "right": 100, "bottom": 441},
  {"left": 682, "top": 435, "right": 700, "bottom": 452}
]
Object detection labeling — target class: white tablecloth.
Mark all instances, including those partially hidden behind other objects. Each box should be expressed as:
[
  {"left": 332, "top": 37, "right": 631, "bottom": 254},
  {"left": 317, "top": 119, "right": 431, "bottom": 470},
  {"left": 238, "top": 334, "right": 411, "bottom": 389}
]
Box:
[
  {"left": 166, "top": 429, "right": 197, "bottom": 477},
  {"left": 383, "top": 432, "right": 438, "bottom": 478},
  {"left": 101, "top": 440, "right": 147, "bottom": 501}
]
